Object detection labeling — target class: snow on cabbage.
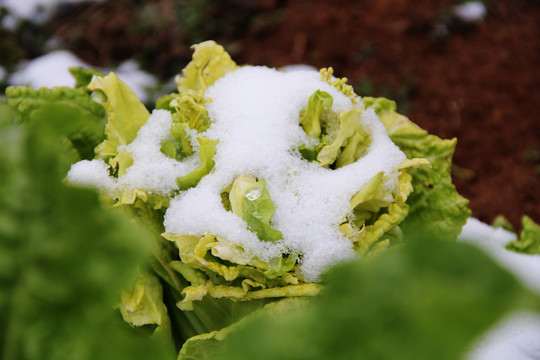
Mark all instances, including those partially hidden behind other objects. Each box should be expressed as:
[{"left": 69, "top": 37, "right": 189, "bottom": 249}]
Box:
[
  {"left": 66, "top": 41, "right": 469, "bottom": 301},
  {"left": 10, "top": 40, "right": 540, "bottom": 360}
]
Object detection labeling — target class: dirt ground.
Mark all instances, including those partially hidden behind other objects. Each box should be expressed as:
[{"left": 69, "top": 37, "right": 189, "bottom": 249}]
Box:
[
  {"left": 229, "top": 0, "right": 540, "bottom": 229},
  {"left": 48, "top": 0, "right": 540, "bottom": 229}
]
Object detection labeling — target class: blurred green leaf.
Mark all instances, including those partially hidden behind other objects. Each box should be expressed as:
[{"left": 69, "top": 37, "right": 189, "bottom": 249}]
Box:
[
  {"left": 0, "top": 110, "right": 174, "bottom": 360},
  {"left": 178, "top": 298, "right": 307, "bottom": 360},
  {"left": 506, "top": 216, "right": 540, "bottom": 254},
  {"left": 69, "top": 67, "right": 105, "bottom": 89},
  {"left": 6, "top": 85, "right": 107, "bottom": 168},
  {"left": 221, "top": 239, "right": 539, "bottom": 360}
]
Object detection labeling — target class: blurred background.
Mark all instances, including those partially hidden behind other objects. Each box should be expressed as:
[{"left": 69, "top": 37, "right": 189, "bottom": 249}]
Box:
[{"left": 1, "top": 0, "right": 539, "bottom": 229}]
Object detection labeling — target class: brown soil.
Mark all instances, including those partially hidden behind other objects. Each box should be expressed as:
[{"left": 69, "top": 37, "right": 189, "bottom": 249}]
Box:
[
  {"left": 234, "top": 0, "right": 540, "bottom": 229},
  {"left": 50, "top": 0, "right": 540, "bottom": 229}
]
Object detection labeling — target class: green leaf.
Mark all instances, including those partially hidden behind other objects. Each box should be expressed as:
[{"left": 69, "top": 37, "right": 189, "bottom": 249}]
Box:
[
  {"left": 229, "top": 174, "right": 257, "bottom": 217},
  {"left": 170, "top": 122, "right": 194, "bottom": 158},
  {"left": 177, "top": 41, "right": 237, "bottom": 93},
  {"left": 119, "top": 272, "right": 173, "bottom": 342},
  {"left": 177, "top": 137, "right": 219, "bottom": 191},
  {"left": 299, "top": 90, "right": 333, "bottom": 138},
  {"left": 365, "top": 97, "right": 471, "bottom": 241},
  {"left": 69, "top": 67, "right": 105, "bottom": 89},
  {"left": 241, "top": 179, "right": 283, "bottom": 242},
  {"left": 491, "top": 215, "right": 515, "bottom": 233},
  {"left": 298, "top": 144, "right": 319, "bottom": 162},
  {"left": 178, "top": 298, "right": 308, "bottom": 360},
  {"left": 6, "top": 86, "right": 107, "bottom": 165},
  {"left": 362, "top": 96, "right": 396, "bottom": 114},
  {"left": 162, "top": 232, "right": 316, "bottom": 310},
  {"left": 155, "top": 94, "right": 178, "bottom": 111},
  {"left": 229, "top": 175, "right": 282, "bottom": 242},
  {"left": 505, "top": 216, "right": 540, "bottom": 254},
  {"left": 341, "top": 169, "right": 414, "bottom": 255},
  {"left": 348, "top": 172, "right": 387, "bottom": 216},
  {"left": 0, "top": 99, "right": 16, "bottom": 125},
  {"left": 0, "top": 113, "right": 174, "bottom": 360},
  {"left": 335, "top": 130, "right": 368, "bottom": 168},
  {"left": 171, "top": 90, "right": 211, "bottom": 132},
  {"left": 221, "top": 239, "right": 539, "bottom": 360},
  {"left": 90, "top": 72, "right": 150, "bottom": 176},
  {"left": 316, "top": 108, "right": 371, "bottom": 168}
]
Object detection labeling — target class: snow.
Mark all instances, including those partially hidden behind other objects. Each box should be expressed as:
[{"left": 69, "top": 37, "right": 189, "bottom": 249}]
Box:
[
  {"left": 459, "top": 217, "right": 540, "bottom": 295},
  {"left": 1, "top": 0, "right": 102, "bottom": 22},
  {"left": 9, "top": 50, "right": 89, "bottom": 88},
  {"left": 453, "top": 1, "right": 487, "bottom": 23},
  {"left": 163, "top": 66, "right": 406, "bottom": 280},
  {"left": 68, "top": 65, "right": 407, "bottom": 280},
  {"left": 67, "top": 110, "right": 201, "bottom": 195},
  {"left": 278, "top": 64, "right": 318, "bottom": 73},
  {"left": 2, "top": 0, "right": 58, "bottom": 22},
  {"left": 58, "top": 55, "right": 540, "bottom": 354},
  {"left": 459, "top": 218, "right": 540, "bottom": 360},
  {"left": 0, "top": 14, "right": 17, "bottom": 31},
  {"left": 66, "top": 158, "right": 116, "bottom": 192},
  {"left": 467, "top": 312, "right": 540, "bottom": 360},
  {"left": 120, "top": 110, "right": 200, "bottom": 192},
  {"left": 8, "top": 51, "right": 157, "bottom": 102}
]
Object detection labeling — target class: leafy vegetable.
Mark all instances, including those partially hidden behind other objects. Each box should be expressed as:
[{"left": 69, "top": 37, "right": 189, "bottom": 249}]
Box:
[
  {"left": 176, "top": 137, "right": 219, "bottom": 191},
  {"left": 505, "top": 216, "right": 540, "bottom": 254},
  {"left": 316, "top": 109, "right": 366, "bottom": 167},
  {"left": 171, "top": 90, "right": 211, "bottom": 132},
  {"left": 229, "top": 175, "right": 283, "bottom": 242},
  {"left": 320, "top": 67, "right": 357, "bottom": 103},
  {"left": 4, "top": 40, "right": 529, "bottom": 360},
  {"left": 69, "top": 66, "right": 105, "bottom": 89},
  {"left": 221, "top": 239, "right": 540, "bottom": 360},
  {"left": 0, "top": 108, "right": 173, "bottom": 360},
  {"left": 119, "top": 272, "right": 172, "bottom": 340},
  {"left": 176, "top": 40, "right": 237, "bottom": 93},
  {"left": 90, "top": 72, "right": 149, "bottom": 177},
  {"left": 491, "top": 215, "right": 515, "bottom": 232},
  {"left": 341, "top": 169, "right": 414, "bottom": 255},
  {"left": 364, "top": 97, "right": 471, "bottom": 241},
  {"left": 179, "top": 297, "right": 307, "bottom": 360},
  {"left": 5, "top": 85, "right": 107, "bottom": 166},
  {"left": 299, "top": 89, "right": 333, "bottom": 138}
]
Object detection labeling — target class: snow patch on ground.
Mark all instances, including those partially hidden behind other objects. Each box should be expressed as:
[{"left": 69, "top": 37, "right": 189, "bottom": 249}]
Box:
[
  {"left": 453, "top": 1, "right": 487, "bottom": 23},
  {"left": 467, "top": 312, "right": 540, "bottom": 360},
  {"left": 1, "top": 0, "right": 101, "bottom": 23},
  {"left": 8, "top": 50, "right": 157, "bottom": 103},
  {"left": 459, "top": 218, "right": 540, "bottom": 360},
  {"left": 9, "top": 50, "right": 88, "bottom": 88},
  {"left": 459, "top": 217, "right": 540, "bottom": 295}
]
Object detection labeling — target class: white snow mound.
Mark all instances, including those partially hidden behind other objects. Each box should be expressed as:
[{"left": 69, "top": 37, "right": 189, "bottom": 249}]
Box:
[
  {"left": 163, "top": 66, "right": 406, "bottom": 280},
  {"left": 68, "top": 65, "right": 407, "bottom": 280},
  {"left": 67, "top": 110, "right": 201, "bottom": 196}
]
